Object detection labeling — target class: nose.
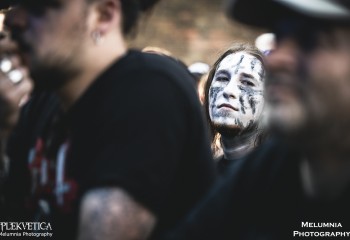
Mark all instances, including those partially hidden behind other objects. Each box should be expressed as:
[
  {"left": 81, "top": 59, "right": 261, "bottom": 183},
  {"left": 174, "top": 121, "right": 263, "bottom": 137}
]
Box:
[
  {"left": 4, "top": 7, "right": 29, "bottom": 31},
  {"left": 222, "top": 77, "right": 239, "bottom": 99},
  {"left": 266, "top": 38, "right": 300, "bottom": 74}
]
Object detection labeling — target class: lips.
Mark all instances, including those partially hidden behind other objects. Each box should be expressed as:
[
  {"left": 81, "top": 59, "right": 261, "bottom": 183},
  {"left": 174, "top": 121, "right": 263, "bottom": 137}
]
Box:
[{"left": 218, "top": 103, "right": 238, "bottom": 111}]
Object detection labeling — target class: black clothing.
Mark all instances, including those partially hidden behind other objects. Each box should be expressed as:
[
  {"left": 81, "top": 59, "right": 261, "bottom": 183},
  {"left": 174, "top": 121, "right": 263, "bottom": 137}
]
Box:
[
  {"left": 216, "top": 155, "right": 240, "bottom": 176},
  {"left": 168, "top": 138, "right": 350, "bottom": 240},
  {"left": 5, "top": 50, "right": 215, "bottom": 239}
]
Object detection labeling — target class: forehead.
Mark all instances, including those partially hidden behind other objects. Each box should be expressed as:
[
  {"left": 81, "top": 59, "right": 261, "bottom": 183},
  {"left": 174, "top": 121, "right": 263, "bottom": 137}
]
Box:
[{"left": 217, "top": 52, "right": 261, "bottom": 71}]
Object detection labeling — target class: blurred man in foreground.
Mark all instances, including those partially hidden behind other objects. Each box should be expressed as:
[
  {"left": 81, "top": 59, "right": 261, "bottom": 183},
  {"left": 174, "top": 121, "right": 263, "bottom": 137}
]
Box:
[
  {"left": 0, "top": 0, "right": 215, "bottom": 239},
  {"left": 167, "top": 0, "right": 350, "bottom": 239}
]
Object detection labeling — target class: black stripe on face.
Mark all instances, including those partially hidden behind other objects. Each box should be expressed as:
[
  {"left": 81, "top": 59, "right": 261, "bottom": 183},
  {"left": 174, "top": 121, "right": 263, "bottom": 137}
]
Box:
[
  {"left": 251, "top": 58, "right": 258, "bottom": 71},
  {"left": 258, "top": 69, "right": 265, "bottom": 82},
  {"left": 237, "top": 119, "right": 244, "bottom": 128},
  {"left": 234, "top": 55, "right": 245, "bottom": 74},
  {"left": 209, "top": 86, "right": 221, "bottom": 114},
  {"left": 239, "top": 86, "right": 263, "bottom": 115},
  {"left": 239, "top": 95, "right": 246, "bottom": 114},
  {"left": 249, "top": 96, "right": 257, "bottom": 114}
]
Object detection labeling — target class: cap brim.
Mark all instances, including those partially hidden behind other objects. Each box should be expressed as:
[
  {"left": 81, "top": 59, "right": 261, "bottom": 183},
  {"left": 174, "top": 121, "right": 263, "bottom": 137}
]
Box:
[{"left": 226, "top": 0, "right": 350, "bottom": 28}]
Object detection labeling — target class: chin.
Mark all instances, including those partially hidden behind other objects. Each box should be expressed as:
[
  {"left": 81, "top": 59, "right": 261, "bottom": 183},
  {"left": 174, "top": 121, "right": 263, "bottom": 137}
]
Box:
[{"left": 214, "top": 123, "right": 241, "bottom": 137}]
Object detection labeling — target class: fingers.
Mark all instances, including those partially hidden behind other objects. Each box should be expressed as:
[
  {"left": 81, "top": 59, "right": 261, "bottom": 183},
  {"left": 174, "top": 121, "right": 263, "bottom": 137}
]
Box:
[
  {"left": 0, "top": 66, "right": 32, "bottom": 106},
  {"left": 0, "top": 31, "right": 32, "bottom": 137},
  {"left": 0, "top": 55, "right": 33, "bottom": 137}
]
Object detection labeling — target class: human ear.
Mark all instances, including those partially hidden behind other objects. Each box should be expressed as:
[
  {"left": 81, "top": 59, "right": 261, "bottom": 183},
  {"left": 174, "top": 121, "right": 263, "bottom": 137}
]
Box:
[{"left": 93, "top": 0, "right": 122, "bottom": 36}]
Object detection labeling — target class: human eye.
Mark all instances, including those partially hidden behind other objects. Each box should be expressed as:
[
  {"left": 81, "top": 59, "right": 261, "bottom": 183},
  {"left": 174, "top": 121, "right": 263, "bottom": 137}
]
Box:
[
  {"left": 216, "top": 75, "right": 229, "bottom": 82},
  {"left": 215, "top": 71, "right": 230, "bottom": 82},
  {"left": 241, "top": 78, "right": 255, "bottom": 87},
  {"left": 240, "top": 74, "right": 256, "bottom": 87},
  {"left": 241, "top": 80, "right": 255, "bottom": 87}
]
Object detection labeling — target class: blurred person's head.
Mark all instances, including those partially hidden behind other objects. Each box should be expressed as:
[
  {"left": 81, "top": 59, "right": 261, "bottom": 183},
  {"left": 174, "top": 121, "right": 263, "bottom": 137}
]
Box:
[
  {"left": 188, "top": 62, "right": 210, "bottom": 86},
  {"left": 142, "top": 46, "right": 189, "bottom": 70},
  {"left": 197, "top": 72, "right": 208, "bottom": 104},
  {"left": 4, "top": 0, "right": 160, "bottom": 91},
  {"left": 227, "top": 0, "right": 350, "bottom": 152},
  {"left": 204, "top": 43, "right": 266, "bottom": 156},
  {"left": 188, "top": 62, "right": 210, "bottom": 103},
  {"left": 255, "top": 32, "right": 276, "bottom": 55}
]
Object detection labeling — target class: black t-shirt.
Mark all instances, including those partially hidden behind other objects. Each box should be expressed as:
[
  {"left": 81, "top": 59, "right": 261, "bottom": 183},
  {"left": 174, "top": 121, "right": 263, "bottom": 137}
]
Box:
[
  {"left": 216, "top": 154, "right": 241, "bottom": 176},
  {"left": 168, "top": 137, "right": 350, "bottom": 240},
  {"left": 5, "top": 50, "right": 216, "bottom": 239}
]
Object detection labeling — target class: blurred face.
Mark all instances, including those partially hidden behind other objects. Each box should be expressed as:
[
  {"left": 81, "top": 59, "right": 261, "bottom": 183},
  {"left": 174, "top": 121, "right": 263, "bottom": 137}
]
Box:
[
  {"left": 208, "top": 52, "right": 265, "bottom": 134},
  {"left": 5, "top": 0, "right": 90, "bottom": 90},
  {"left": 265, "top": 19, "right": 350, "bottom": 143}
]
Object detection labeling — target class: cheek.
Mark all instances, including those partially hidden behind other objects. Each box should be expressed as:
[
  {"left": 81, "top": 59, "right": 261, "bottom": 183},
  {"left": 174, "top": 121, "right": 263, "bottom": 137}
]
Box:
[
  {"left": 252, "top": 97, "right": 265, "bottom": 120},
  {"left": 309, "top": 52, "right": 350, "bottom": 97},
  {"left": 244, "top": 94, "right": 264, "bottom": 118},
  {"left": 238, "top": 86, "right": 263, "bottom": 111},
  {"left": 308, "top": 62, "right": 350, "bottom": 121},
  {"left": 209, "top": 87, "right": 221, "bottom": 106}
]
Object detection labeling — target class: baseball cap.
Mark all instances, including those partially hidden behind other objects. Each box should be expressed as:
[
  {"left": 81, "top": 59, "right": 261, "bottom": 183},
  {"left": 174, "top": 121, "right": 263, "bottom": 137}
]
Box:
[{"left": 226, "top": 0, "right": 350, "bottom": 28}]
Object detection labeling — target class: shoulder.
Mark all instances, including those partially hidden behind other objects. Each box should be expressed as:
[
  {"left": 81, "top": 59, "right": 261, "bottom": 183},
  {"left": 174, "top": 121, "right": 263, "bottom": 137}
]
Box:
[
  {"left": 117, "top": 50, "right": 197, "bottom": 95},
  {"left": 100, "top": 50, "right": 202, "bottom": 114},
  {"left": 127, "top": 50, "right": 191, "bottom": 76}
]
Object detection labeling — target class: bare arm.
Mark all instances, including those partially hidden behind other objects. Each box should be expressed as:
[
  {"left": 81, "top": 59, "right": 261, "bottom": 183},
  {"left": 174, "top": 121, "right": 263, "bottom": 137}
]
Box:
[{"left": 77, "top": 187, "right": 157, "bottom": 240}]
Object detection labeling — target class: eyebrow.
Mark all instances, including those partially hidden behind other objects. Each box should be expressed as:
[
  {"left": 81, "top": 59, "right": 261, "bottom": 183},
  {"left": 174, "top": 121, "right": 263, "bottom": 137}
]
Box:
[
  {"left": 242, "top": 71, "right": 265, "bottom": 82},
  {"left": 241, "top": 73, "right": 255, "bottom": 79},
  {"left": 215, "top": 69, "right": 231, "bottom": 76}
]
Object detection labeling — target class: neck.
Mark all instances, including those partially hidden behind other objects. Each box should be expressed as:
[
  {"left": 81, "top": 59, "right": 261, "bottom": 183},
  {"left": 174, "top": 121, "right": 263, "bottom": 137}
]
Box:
[
  {"left": 57, "top": 36, "right": 127, "bottom": 111},
  {"left": 300, "top": 149, "right": 350, "bottom": 200},
  {"left": 221, "top": 131, "right": 258, "bottom": 160}
]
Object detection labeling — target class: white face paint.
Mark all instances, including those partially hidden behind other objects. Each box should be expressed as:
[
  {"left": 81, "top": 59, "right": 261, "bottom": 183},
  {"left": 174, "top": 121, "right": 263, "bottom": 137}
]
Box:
[{"left": 208, "top": 52, "right": 265, "bottom": 131}]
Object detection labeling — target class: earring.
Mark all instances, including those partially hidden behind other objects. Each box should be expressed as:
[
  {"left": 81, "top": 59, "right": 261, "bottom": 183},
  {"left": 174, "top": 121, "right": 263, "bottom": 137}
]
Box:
[{"left": 91, "top": 31, "right": 103, "bottom": 45}]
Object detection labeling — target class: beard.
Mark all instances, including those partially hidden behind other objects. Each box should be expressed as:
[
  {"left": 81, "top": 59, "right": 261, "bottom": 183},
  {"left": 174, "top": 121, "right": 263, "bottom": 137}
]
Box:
[{"left": 29, "top": 55, "right": 81, "bottom": 92}]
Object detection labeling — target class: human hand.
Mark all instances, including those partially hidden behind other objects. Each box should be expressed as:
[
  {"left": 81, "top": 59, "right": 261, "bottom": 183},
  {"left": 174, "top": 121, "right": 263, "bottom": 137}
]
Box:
[{"left": 0, "top": 32, "right": 33, "bottom": 138}]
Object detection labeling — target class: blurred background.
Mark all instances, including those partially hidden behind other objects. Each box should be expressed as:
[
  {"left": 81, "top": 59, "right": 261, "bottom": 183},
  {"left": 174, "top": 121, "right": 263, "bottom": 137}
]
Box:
[
  {"left": 0, "top": 0, "right": 264, "bottom": 66},
  {"left": 128, "top": 0, "right": 263, "bottom": 66}
]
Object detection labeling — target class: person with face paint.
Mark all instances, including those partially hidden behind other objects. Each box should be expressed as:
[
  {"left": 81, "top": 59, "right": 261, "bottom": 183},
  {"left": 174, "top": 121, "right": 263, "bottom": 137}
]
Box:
[
  {"left": 204, "top": 43, "right": 266, "bottom": 174},
  {"left": 0, "top": 0, "right": 215, "bottom": 239}
]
